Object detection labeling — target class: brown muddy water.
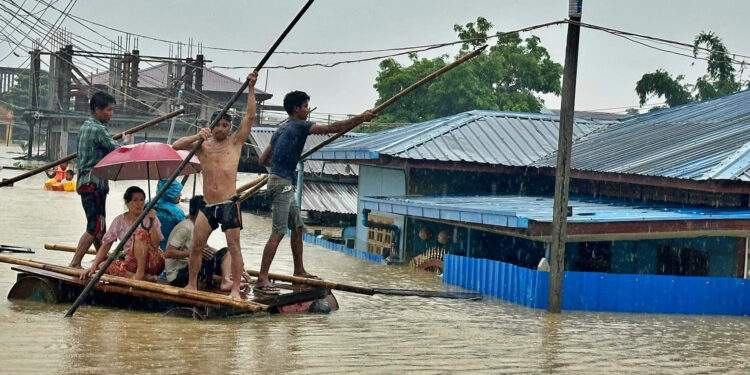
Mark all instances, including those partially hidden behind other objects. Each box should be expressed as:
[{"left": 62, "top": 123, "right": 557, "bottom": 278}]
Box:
[{"left": 0, "top": 170, "right": 748, "bottom": 374}]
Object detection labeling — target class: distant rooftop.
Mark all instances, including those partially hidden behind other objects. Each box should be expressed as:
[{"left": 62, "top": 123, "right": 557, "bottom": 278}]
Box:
[
  {"left": 309, "top": 110, "right": 614, "bottom": 166},
  {"left": 535, "top": 88, "right": 750, "bottom": 181}
]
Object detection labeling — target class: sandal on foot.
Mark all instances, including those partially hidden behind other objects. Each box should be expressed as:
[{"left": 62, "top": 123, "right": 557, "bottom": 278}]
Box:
[
  {"left": 253, "top": 285, "right": 280, "bottom": 295},
  {"left": 296, "top": 273, "right": 321, "bottom": 280}
]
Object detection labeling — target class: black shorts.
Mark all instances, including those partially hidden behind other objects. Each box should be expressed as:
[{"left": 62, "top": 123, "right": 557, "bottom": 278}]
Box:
[
  {"left": 200, "top": 196, "right": 242, "bottom": 232},
  {"left": 78, "top": 182, "right": 107, "bottom": 240},
  {"left": 170, "top": 247, "right": 228, "bottom": 287}
]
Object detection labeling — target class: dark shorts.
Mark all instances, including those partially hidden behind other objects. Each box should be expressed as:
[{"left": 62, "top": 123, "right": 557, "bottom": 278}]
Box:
[
  {"left": 200, "top": 196, "right": 242, "bottom": 232},
  {"left": 78, "top": 182, "right": 107, "bottom": 240},
  {"left": 170, "top": 247, "right": 228, "bottom": 287}
]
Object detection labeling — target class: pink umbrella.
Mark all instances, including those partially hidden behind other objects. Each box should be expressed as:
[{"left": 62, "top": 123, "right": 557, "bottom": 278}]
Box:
[
  {"left": 92, "top": 142, "right": 201, "bottom": 181},
  {"left": 175, "top": 149, "right": 201, "bottom": 166}
]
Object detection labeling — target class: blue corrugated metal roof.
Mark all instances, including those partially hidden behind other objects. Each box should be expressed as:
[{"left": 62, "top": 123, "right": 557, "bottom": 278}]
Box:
[
  {"left": 361, "top": 195, "right": 750, "bottom": 229},
  {"left": 534, "top": 89, "right": 750, "bottom": 181},
  {"left": 309, "top": 110, "right": 613, "bottom": 166}
]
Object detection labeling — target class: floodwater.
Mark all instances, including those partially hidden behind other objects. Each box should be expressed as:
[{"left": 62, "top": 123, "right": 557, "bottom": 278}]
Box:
[{"left": 0, "top": 170, "right": 748, "bottom": 374}]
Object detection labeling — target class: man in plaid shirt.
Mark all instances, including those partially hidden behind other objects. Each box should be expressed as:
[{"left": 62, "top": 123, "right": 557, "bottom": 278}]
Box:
[{"left": 69, "top": 92, "right": 131, "bottom": 268}]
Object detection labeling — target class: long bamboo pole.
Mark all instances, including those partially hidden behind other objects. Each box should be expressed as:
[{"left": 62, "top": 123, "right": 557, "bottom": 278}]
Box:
[
  {"left": 0, "top": 255, "right": 267, "bottom": 311},
  {"left": 42, "top": 244, "right": 480, "bottom": 300},
  {"left": 245, "top": 269, "right": 374, "bottom": 295},
  {"left": 244, "top": 269, "right": 482, "bottom": 299},
  {"left": 236, "top": 174, "right": 268, "bottom": 194},
  {"left": 65, "top": 0, "right": 316, "bottom": 318},
  {"left": 45, "top": 243, "right": 96, "bottom": 255},
  {"left": 0, "top": 109, "right": 185, "bottom": 187},
  {"left": 238, "top": 45, "right": 488, "bottom": 203}
]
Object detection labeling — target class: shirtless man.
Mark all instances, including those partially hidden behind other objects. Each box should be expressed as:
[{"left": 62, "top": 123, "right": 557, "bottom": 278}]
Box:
[{"left": 172, "top": 72, "right": 257, "bottom": 298}]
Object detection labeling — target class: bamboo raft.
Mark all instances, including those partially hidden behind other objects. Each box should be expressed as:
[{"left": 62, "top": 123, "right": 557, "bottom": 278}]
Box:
[{"left": 1, "top": 254, "right": 338, "bottom": 320}]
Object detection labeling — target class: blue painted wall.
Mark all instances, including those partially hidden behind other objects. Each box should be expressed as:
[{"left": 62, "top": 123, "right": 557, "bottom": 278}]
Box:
[
  {"left": 444, "top": 254, "right": 750, "bottom": 315},
  {"left": 356, "top": 165, "right": 406, "bottom": 252}
]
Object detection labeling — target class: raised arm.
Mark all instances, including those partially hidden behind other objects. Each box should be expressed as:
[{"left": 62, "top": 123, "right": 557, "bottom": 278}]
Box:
[
  {"left": 172, "top": 128, "right": 210, "bottom": 151},
  {"left": 309, "top": 110, "right": 376, "bottom": 135},
  {"left": 233, "top": 72, "right": 258, "bottom": 145}
]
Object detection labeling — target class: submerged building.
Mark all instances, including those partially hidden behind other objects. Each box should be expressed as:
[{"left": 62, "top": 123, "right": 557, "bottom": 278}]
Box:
[{"left": 308, "top": 90, "right": 750, "bottom": 315}]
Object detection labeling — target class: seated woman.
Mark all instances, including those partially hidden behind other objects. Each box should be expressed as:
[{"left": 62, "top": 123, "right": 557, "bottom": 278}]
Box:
[{"left": 81, "top": 186, "right": 165, "bottom": 281}]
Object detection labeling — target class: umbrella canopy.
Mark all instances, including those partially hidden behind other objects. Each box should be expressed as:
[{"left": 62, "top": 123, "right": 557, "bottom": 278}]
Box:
[
  {"left": 175, "top": 150, "right": 201, "bottom": 165},
  {"left": 92, "top": 142, "right": 201, "bottom": 181}
]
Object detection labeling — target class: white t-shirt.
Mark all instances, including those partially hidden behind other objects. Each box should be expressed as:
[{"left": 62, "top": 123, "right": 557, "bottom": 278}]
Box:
[{"left": 164, "top": 219, "right": 193, "bottom": 282}]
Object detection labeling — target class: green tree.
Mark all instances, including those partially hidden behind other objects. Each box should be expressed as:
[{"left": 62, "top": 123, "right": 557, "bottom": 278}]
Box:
[
  {"left": 635, "top": 69, "right": 692, "bottom": 107},
  {"left": 372, "top": 17, "right": 562, "bottom": 123},
  {"left": 635, "top": 31, "right": 743, "bottom": 108},
  {"left": 0, "top": 71, "right": 49, "bottom": 110}
]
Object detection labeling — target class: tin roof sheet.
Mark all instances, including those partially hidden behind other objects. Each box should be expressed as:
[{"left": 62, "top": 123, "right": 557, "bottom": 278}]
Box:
[
  {"left": 250, "top": 126, "right": 361, "bottom": 176},
  {"left": 309, "top": 110, "right": 612, "bottom": 166},
  {"left": 361, "top": 194, "right": 750, "bottom": 229},
  {"left": 301, "top": 182, "right": 358, "bottom": 214},
  {"left": 534, "top": 89, "right": 750, "bottom": 181}
]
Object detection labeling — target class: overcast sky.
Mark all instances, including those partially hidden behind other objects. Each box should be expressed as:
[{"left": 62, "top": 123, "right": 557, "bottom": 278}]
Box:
[{"left": 2, "top": 0, "right": 749, "bottom": 119}]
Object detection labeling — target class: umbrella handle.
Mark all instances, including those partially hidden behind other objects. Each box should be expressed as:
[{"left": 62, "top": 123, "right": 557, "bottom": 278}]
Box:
[{"left": 140, "top": 220, "right": 153, "bottom": 231}]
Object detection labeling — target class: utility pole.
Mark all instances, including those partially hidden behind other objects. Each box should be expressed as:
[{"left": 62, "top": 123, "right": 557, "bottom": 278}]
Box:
[{"left": 548, "top": 0, "right": 582, "bottom": 313}]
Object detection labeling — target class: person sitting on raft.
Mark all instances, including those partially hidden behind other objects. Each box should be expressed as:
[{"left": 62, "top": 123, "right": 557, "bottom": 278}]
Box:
[
  {"left": 164, "top": 195, "right": 249, "bottom": 290},
  {"left": 81, "top": 186, "right": 165, "bottom": 281},
  {"left": 151, "top": 179, "right": 185, "bottom": 250}
]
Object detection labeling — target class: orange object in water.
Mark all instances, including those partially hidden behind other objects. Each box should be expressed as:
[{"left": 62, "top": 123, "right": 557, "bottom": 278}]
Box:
[
  {"left": 43, "top": 178, "right": 75, "bottom": 192},
  {"left": 53, "top": 165, "right": 68, "bottom": 182},
  {"left": 43, "top": 178, "right": 64, "bottom": 191}
]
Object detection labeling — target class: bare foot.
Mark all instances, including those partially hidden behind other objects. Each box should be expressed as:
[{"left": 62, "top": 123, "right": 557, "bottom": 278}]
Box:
[
  {"left": 144, "top": 274, "right": 157, "bottom": 282},
  {"left": 69, "top": 263, "right": 82, "bottom": 269},
  {"left": 229, "top": 288, "right": 242, "bottom": 299},
  {"left": 184, "top": 283, "right": 198, "bottom": 291},
  {"left": 219, "top": 279, "right": 234, "bottom": 291}
]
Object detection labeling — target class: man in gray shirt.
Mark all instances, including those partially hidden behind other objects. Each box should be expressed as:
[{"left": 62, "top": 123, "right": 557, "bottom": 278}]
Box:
[{"left": 255, "top": 90, "right": 375, "bottom": 294}]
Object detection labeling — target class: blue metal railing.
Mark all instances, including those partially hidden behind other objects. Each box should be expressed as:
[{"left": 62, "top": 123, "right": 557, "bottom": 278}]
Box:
[
  {"left": 300, "top": 233, "right": 384, "bottom": 264},
  {"left": 444, "top": 254, "right": 750, "bottom": 315}
]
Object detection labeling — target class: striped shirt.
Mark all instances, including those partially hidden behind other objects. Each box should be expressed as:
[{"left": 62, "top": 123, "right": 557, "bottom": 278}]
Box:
[{"left": 76, "top": 117, "right": 122, "bottom": 193}]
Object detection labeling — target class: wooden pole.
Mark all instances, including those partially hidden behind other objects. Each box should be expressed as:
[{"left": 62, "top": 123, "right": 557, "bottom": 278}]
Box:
[
  {"left": 0, "top": 109, "right": 184, "bottom": 187},
  {"left": 237, "top": 44, "right": 487, "bottom": 203},
  {"left": 548, "top": 2, "right": 582, "bottom": 313},
  {"left": 236, "top": 174, "right": 268, "bottom": 194},
  {"left": 42, "top": 244, "right": 480, "bottom": 299},
  {"left": 65, "top": 0, "right": 316, "bottom": 318},
  {"left": 45, "top": 243, "right": 96, "bottom": 254},
  {"left": 0, "top": 255, "right": 267, "bottom": 311}
]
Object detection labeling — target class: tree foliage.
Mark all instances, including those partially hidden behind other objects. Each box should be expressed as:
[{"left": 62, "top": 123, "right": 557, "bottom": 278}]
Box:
[
  {"left": 635, "top": 31, "right": 744, "bottom": 108},
  {"left": 0, "top": 71, "right": 49, "bottom": 110},
  {"left": 635, "top": 69, "right": 692, "bottom": 107},
  {"left": 372, "top": 17, "right": 562, "bottom": 123}
]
